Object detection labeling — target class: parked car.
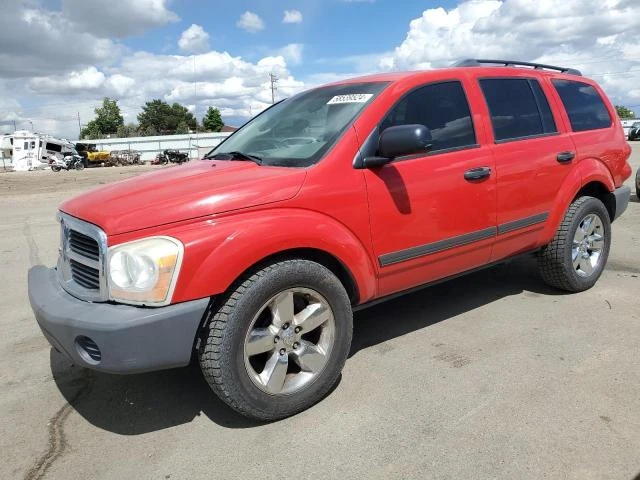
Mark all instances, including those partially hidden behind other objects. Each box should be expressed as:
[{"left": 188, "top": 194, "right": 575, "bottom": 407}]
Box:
[
  {"left": 628, "top": 121, "right": 640, "bottom": 140},
  {"left": 28, "top": 59, "right": 632, "bottom": 421}
]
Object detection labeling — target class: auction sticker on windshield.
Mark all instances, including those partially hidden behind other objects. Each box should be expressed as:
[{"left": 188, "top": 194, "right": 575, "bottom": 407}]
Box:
[{"left": 327, "top": 94, "right": 373, "bottom": 104}]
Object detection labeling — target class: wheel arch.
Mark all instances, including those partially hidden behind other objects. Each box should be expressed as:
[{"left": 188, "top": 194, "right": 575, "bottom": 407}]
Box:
[
  {"left": 227, "top": 247, "right": 361, "bottom": 306},
  {"left": 540, "top": 158, "right": 615, "bottom": 244},
  {"left": 170, "top": 208, "right": 377, "bottom": 305}
]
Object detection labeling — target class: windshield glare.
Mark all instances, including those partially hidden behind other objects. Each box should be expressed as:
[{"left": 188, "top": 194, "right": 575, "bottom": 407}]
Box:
[{"left": 207, "top": 82, "right": 387, "bottom": 167}]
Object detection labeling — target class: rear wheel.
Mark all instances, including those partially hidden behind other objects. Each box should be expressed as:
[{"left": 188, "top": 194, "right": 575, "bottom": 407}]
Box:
[
  {"left": 635, "top": 168, "right": 639, "bottom": 200},
  {"left": 75, "top": 161, "right": 85, "bottom": 171},
  {"left": 199, "top": 259, "right": 353, "bottom": 421},
  {"left": 538, "top": 196, "right": 611, "bottom": 292},
  {"left": 51, "top": 165, "right": 61, "bottom": 172}
]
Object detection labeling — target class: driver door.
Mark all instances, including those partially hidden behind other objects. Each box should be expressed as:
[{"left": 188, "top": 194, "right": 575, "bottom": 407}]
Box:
[{"left": 359, "top": 80, "right": 497, "bottom": 297}]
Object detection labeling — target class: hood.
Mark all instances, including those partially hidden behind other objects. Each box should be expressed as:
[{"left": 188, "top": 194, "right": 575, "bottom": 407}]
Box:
[{"left": 60, "top": 160, "right": 306, "bottom": 235}]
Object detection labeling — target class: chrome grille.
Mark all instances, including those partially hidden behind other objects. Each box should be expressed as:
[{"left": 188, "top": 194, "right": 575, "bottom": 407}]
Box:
[
  {"left": 68, "top": 230, "right": 100, "bottom": 261},
  {"left": 57, "top": 212, "right": 108, "bottom": 302},
  {"left": 69, "top": 258, "right": 100, "bottom": 289}
]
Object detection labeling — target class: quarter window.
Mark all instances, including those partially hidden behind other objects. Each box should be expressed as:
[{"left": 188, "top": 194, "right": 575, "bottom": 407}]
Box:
[
  {"left": 552, "top": 80, "right": 612, "bottom": 132},
  {"left": 380, "top": 81, "right": 476, "bottom": 153},
  {"left": 480, "top": 78, "right": 557, "bottom": 142}
]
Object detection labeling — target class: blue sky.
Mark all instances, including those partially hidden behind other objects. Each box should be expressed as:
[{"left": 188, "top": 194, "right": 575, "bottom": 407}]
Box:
[
  {"left": 1, "top": 0, "right": 639, "bottom": 137},
  {"left": 126, "top": 0, "right": 456, "bottom": 71}
]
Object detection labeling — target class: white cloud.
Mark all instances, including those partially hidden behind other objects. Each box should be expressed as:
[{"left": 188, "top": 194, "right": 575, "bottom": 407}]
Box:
[
  {"left": 237, "top": 11, "right": 265, "bottom": 33},
  {"left": 277, "top": 44, "right": 304, "bottom": 65},
  {"left": 3, "top": 0, "right": 640, "bottom": 141},
  {"left": 378, "top": 0, "right": 640, "bottom": 107},
  {"left": 178, "top": 24, "right": 210, "bottom": 53},
  {"left": 0, "top": 4, "right": 120, "bottom": 78},
  {"left": 283, "top": 9, "right": 303, "bottom": 24},
  {"left": 29, "top": 67, "right": 106, "bottom": 94},
  {"left": 62, "top": 0, "right": 179, "bottom": 37}
]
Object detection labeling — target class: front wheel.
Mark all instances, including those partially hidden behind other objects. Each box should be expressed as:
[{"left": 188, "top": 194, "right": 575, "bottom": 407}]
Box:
[
  {"left": 199, "top": 259, "right": 353, "bottom": 421},
  {"left": 538, "top": 196, "right": 611, "bottom": 292}
]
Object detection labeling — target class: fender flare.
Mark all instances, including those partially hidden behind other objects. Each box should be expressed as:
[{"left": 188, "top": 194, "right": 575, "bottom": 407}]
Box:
[
  {"left": 171, "top": 208, "right": 378, "bottom": 304},
  {"left": 540, "top": 158, "right": 615, "bottom": 244}
]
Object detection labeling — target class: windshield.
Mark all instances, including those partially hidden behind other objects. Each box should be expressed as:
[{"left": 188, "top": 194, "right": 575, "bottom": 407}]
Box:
[{"left": 206, "top": 82, "right": 388, "bottom": 167}]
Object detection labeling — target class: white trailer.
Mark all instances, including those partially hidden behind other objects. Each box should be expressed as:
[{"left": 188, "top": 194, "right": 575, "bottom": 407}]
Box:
[{"left": 0, "top": 131, "right": 75, "bottom": 171}]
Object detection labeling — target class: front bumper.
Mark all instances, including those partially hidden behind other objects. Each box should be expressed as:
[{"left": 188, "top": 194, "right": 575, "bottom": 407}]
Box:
[
  {"left": 28, "top": 266, "right": 210, "bottom": 374},
  {"left": 612, "top": 185, "right": 630, "bottom": 221}
]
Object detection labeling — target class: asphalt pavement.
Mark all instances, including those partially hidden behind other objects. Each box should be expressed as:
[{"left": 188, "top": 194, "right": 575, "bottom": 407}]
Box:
[{"left": 1, "top": 148, "right": 639, "bottom": 480}]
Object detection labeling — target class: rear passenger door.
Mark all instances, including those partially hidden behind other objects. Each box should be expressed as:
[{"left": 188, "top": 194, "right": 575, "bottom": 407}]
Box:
[{"left": 478, "top": 76, "right": 576, "bottom": 261}]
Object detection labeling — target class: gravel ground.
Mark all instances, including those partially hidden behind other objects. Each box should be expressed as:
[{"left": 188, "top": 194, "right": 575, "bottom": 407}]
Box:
[{"left": 1, "top": 149, "right": 639, "bottom": 480}]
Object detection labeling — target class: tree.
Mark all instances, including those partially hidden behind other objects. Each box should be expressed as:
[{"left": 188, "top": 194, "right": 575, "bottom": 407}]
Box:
[
  {"left": 615, "top": 105, "right": 635, "bottom": 119},
  {"left": 116, "top": 123, "right": 139, "bottom": 138},
  {"left": 137, "top": 99, "right": 197, "bottom": 135},
  {"left": 81, "top": 98, "right": 124, "bottom": 139},
  {"left": 175, "top": 121, "right": 190, "bottom": 134},
  {"left": 202, "top": 106, "right": 224, "bottom": 132}
]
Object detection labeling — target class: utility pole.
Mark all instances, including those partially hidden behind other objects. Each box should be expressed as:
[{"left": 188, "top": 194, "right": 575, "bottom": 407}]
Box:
[
  {"left": 77, "top": 112, "right": 82, "bottom": 138},
  {"left": 269, "top": 73, "right": 278, "bottom": 104},
  {"left": 13, "top": 120, "right": 16, "bottom": 132}
]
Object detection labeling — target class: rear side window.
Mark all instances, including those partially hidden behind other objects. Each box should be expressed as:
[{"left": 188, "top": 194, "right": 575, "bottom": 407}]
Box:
[
  {"left": 552, "top": 80, "right": 612, "bottom": 132},
  {"left": 480, "top": 78, "right": 557, "bottom": 142},
  {"left": 380, "top": 81, "right": 476, "bottom": 153}
]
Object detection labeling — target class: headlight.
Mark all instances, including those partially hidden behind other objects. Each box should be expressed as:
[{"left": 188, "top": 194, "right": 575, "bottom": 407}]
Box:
[{"left": 108, "top": 236, "right": 183, "bottom": 306}]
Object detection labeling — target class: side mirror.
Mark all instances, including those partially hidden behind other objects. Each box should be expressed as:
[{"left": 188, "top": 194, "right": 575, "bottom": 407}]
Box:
[{"left": 378, "top": 124, "right": 432, "bottom": 160}]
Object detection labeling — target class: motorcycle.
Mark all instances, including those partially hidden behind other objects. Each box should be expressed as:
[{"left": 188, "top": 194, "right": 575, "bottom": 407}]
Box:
[
  {"left": 153, "top": 149, "right": 189, "bottom": 165},
  {"left": 49, "top": 154, "right": 85, "bottom": 172}
]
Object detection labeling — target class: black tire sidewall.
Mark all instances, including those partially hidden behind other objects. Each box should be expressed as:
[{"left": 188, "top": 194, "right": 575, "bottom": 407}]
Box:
[
  {"left": 562, "top": 198, "right": 611, "bottom": 290},
  {"left": 205, "top": 260, "right": 352, "bottom": 419}
]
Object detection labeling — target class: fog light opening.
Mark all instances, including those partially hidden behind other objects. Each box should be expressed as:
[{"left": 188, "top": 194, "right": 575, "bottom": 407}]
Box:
[{"left": 75, "top": 336, "right": 102, "bottom": 365}]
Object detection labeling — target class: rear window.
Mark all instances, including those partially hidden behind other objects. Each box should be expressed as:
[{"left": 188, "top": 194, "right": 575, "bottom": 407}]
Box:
[
  {"left": 552, "top": 80, "right": 612, "bottom": 132},
  {"left": 480, "top": 78, "right": 557, "bottom": 142}
]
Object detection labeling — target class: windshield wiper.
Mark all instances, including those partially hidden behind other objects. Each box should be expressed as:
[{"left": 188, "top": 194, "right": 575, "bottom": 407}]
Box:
[{"left": 204, "top": 151, "right": 262, "bottom": 165}]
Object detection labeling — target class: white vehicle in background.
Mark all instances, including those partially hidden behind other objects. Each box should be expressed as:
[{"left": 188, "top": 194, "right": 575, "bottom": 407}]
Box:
[
  {"left": 621, "top": 118, "right": 640, "bottom": 138},
  {"left": 1, "top": 131, "right": 76, "bottom": 171}
]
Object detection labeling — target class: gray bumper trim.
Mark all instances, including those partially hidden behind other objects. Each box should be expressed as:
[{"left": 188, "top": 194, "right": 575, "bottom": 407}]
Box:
[
  {"left": 28, "top": 266, "right": 210, "bottom": 374},
  {"left": 612, "top": 185, "right": 630, "bottom": 221}
]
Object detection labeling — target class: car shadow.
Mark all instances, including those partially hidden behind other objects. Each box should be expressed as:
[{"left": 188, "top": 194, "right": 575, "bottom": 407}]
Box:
[{"left": 51, "top": 254, "right": 565, "bottom": 434}]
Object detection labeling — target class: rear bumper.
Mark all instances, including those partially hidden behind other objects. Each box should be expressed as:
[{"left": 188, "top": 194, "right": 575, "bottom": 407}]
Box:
[
  {"left": 28, "top": 265, "right": 210, "bottom": 374},
  {"left": 611, "top": 185, "right": 630, "bottom": 221}
]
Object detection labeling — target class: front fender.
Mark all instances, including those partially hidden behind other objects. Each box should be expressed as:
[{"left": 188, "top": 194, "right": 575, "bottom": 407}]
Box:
[
  {"left": 169, "top": 208, "right": 377, "bottom": 304},
  {"left": 540, "top": 158, "right": 615, "bottom": 245}
]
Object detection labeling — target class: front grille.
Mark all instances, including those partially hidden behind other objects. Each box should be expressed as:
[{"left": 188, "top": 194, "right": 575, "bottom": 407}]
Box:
[
  {"left": 58, "top": 212, "right": 108, "bottom": 302},
  {"left": 68, "top": 230, "right": 99, "bottom": 261},
  {"left": 69, "top": 258, "right": 100, "bottom": 290}
]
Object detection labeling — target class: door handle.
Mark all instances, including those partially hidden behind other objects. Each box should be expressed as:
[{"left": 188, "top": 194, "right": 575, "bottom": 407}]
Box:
[
  {"left": 464, "top": 167, "right": 492, "bottom": 181},
  {"left": 557, "top": 151, "right": 575, "bottom": 163}
]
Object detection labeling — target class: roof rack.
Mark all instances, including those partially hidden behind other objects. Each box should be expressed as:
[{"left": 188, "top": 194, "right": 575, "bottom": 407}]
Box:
[{"left": 454, "top": 59, "right": 582, "bottom": 76}]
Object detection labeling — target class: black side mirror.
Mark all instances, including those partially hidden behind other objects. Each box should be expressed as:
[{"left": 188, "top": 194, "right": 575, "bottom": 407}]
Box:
[{"left": 378, "top": 124, "right": 432, "bottom": 160}]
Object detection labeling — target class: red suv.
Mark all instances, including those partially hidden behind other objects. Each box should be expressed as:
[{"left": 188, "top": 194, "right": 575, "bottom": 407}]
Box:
[{"left": 29, "top": 59, "right": 632, "bottom": 420}]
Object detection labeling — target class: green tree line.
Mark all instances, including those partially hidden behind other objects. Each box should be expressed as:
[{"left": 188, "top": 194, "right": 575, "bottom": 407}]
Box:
[{"left": 80, "top": 98, "right": 227, "bottom": 139}]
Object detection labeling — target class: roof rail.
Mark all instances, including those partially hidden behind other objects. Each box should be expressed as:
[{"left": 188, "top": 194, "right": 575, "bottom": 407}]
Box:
[{"left": 454, "top": 59, "right": 582, "bottom": 76}]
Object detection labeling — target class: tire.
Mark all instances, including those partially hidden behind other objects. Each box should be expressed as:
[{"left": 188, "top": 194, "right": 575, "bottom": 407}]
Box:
[
  {"left": 538, "top": 196, "right": 611, "bottom": 292},
  {"left": 199, "top": 259, "right": 353, "bottom": 421},
  {"left": 635, "top": 168, "right": 639, "bottom": 200},
  {"left": 75, "top": 162, "right": 85, "bottom": 171},
  {"left": 51, "top": 165, "right": 61, "bottom": 172}
]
